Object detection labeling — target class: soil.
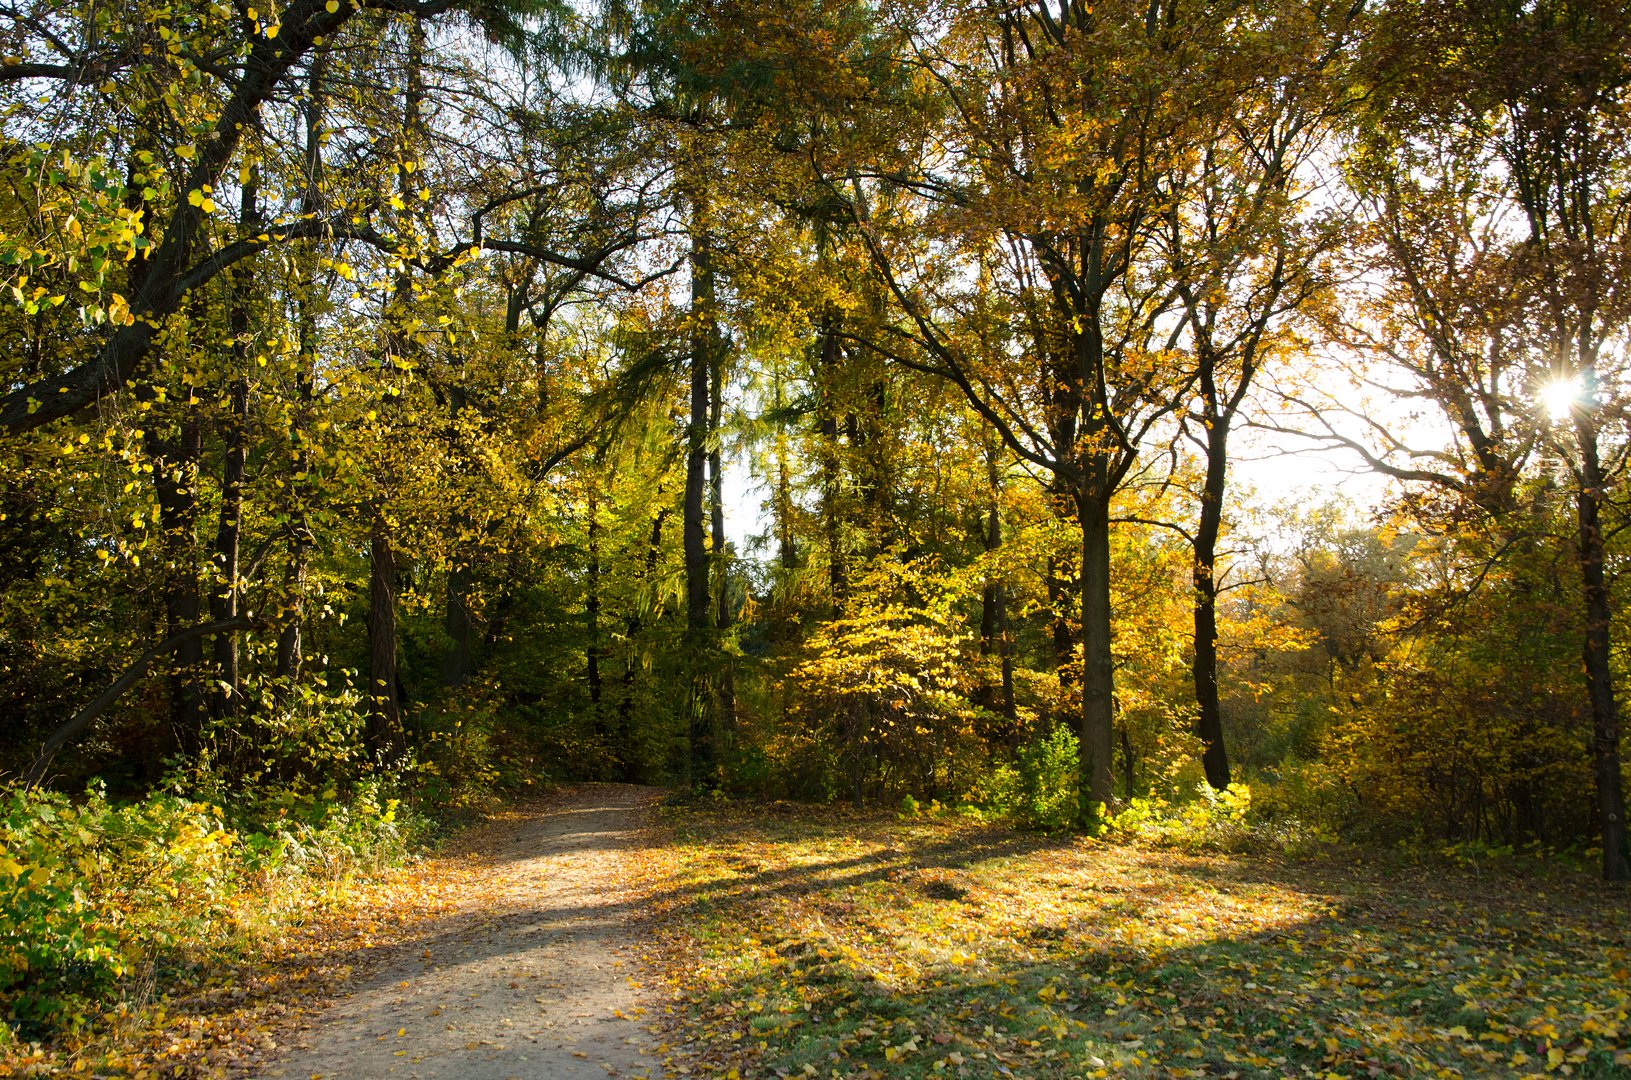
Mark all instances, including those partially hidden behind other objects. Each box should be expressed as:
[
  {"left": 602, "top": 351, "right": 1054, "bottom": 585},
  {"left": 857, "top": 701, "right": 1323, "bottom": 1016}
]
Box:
[{"left": 253, "top": 783, "right": 668, "bottom": 1080}]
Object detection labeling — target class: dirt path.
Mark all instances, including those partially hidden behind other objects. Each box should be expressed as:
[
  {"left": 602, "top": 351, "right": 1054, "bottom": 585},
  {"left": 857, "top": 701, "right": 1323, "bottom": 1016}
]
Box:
[{"left": 256, "top": 784, "right": 668, "bottom": 1080}]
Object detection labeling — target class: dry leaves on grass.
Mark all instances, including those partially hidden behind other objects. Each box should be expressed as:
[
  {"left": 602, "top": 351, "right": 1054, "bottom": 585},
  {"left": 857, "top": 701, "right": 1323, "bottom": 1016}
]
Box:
[{"left": 635, "top": 803, "right": 1631, "bottom": 1080}]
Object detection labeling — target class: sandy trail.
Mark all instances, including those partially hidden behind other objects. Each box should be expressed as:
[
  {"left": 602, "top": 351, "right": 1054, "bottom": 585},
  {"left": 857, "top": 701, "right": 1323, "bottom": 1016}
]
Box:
[{"left": 256, "top": 784, "right": 667, "bottom": 1080}]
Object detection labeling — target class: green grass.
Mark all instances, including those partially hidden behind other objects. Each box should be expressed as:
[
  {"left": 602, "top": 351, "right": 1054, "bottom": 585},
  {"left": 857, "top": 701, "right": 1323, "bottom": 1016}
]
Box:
[{"left": 642, "top": 803, "right": 1631, "bottom": 1079}]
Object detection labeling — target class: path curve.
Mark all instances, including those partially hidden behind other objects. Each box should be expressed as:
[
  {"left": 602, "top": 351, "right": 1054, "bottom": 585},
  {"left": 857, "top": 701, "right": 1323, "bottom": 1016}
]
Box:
[{"left": 258, "top": 783, "right": 666, "bottom": 1080}]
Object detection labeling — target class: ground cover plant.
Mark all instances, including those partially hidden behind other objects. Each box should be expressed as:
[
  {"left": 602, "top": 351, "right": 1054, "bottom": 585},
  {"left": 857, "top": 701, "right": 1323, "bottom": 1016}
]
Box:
[
  {"left": 0, "top": 781, "right": 456, "bottom": 1076},
  {"left": 643, "top": 801, "right": 1631, "bottom": 1080}
]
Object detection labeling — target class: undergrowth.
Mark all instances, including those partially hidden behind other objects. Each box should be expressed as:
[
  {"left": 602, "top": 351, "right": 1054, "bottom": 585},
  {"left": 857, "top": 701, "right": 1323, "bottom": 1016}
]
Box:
[{"left": 0, "top": 778, "right": 430, "bottom": 1053}]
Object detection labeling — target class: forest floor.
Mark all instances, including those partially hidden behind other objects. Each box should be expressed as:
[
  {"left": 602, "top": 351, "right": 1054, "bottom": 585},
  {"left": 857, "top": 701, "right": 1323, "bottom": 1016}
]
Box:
[
  {"left": 642, "top": 803, "right": 1631, "bottom": 1080},
  {"left": 22, "top": 788, "right": 1627, "bottom": 1079}
]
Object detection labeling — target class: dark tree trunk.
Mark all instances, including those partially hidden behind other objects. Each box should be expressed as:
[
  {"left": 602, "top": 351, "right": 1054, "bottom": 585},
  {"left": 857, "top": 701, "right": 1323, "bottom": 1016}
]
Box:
[
  {"left": 363, "top": 26, "right": 422, "bottom": 770},
  {"left": 978, "top": 467, "right": 1017, "bottom": 736},
  {"left": 684, "top": 209, "right": 716, "bottom": 787},
  {"left": 210, "top": 376, "right": 247, "bottom": 725},
  {"left": 277, "top": 58, "right": 323, "bottom": 697},
  {"left": 1193, "top": 418, "right": 1233, "bottom": 790},
  {"left": 1575, "top": 420, "right": 1630, "bottom": 881},
  {"left": 441, "top": 562, "right": 476, "bottom": 689},
  {"left": 211, "top": 173, "right": 257, "bottom": 726},
  {"left": 1046, "top": 553, "right": 1076, "bottom": 702},
  {"left": 816, "top": 321, "right": 848, "bottom": 607},
  {"left": 440, "top": 387, "right": 477, "bottom": 690},
  {"left": 150, "top": 416, "right": 206, "bottom": 756},
  {"left": 586, "top": 489, "right": 604, "bottom": 722},
  {"left": 366, "top": 517, "right": 406, "bottom": 764},
  {"left": 1077, "top": 486, "right": 1116, "bottom": 813},
  {"left": 619, "top": 503, "right": 667, "bottom": 775},
  {"left": 709, "top": 337, "right": 736, "bottom": 743},
  {"left": 1120, "top": 724, "right": 1135, "bottom": 801}
]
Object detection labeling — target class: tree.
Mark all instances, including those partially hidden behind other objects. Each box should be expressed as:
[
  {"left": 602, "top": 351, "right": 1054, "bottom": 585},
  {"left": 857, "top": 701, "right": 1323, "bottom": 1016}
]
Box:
[
  {"left": 817, "top": 0, "right": 1308, "bottom": 815},
  {"left": 1307, "top": 0, "right": 1631, "bottom": 880},
  {"left": 1160, "top": 0, "right": 1354, "bottom": 788}
]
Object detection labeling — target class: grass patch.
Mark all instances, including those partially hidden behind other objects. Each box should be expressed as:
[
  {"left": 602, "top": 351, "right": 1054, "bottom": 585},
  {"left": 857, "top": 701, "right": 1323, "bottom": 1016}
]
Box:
[{"left": 642, "top": 802, "right": 1631, "bottom": 1079}]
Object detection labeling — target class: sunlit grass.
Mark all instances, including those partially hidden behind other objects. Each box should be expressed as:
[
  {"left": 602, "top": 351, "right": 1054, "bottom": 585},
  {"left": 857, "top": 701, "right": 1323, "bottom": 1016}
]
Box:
[{"left": 641, "top": 804, "right": 1631, "bottom": 1080}]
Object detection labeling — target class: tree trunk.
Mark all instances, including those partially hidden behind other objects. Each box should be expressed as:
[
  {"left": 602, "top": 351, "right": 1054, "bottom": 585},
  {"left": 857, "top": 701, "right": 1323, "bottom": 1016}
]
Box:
[
  {"left": 278, "top": 58, "right": 324, "bottom": 698},
  {"left": 619, "top": 503, "right": 668, "bottom": 776},
  {"left": 1575, "top": 420, "right": 1630, "bottom": 881},
  {"left": 1120, "top": 724, "right": 1135, "bottom": 801},
  {"left": 211, "top": 172, "right": 257, "bottom": 726},
  {"left": 1046, "top": 552, "right": 1076, "bottom": 720},
  {"left": 979, "top": 465, "right": 1017, "bottom": 736},
  {"left": 586, "top": 489, "right": 604, "bottom": 721},
  {"left": 684, "top": 206, "right": 715, "bottom": 787},
  {"left": 150, "top": 416, "right": 206, "bottom": 757},
  {"left": 366, "top": 516, "right": 406, "bottom": 764},
  {"left": 1077, "top": 487, "right": 1117, "bottom": 815},
  {"left": 816, "top": 321, "right": 848, "bottom": 607},
  {"left": 709, "top": 335, "right": 736, "bottom": 743},
  {"left": 441, "top": 562, "right": 476, "bottom": 689},
  {"left": 362, "top": 25, "right": 423, "bottom": 770},
  {"left": 210, "top": 376, "right": 247, "bottom": 726},
  {"left": 1193, "top": 422, "right": 1233, "bottom": 790}
]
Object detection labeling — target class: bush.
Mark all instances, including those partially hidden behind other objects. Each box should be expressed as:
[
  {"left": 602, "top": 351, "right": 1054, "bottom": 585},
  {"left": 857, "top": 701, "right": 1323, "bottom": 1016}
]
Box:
[
  {"left": 787, "top": 602, "right": 986, "bottom": 807},
  {"left": 0, "top": 779, "right": 424, "bottom": 1038},
  {"left": 1105, "top": 782, "right": 1255, "bottom": 852},
  {"left": 978, "top": 726, "right": 1081, "bottom": 831}
]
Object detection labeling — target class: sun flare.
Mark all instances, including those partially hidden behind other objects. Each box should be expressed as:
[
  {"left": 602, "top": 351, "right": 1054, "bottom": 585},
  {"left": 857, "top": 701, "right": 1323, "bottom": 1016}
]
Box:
[{"left": 1540, "top": 376, "right": 1584, "bottom": 421}]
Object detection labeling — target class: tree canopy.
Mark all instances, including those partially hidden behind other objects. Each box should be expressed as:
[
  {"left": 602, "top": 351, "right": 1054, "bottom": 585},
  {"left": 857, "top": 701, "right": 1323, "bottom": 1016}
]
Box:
[{"left": 2, "top": 0, "right": 1628, "bottom": 890}]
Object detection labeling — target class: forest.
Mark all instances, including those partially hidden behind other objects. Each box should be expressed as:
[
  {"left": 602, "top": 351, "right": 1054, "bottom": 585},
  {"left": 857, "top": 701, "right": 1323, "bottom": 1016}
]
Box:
[{"left": 0, "top": 0, "right": 1629, "bottom": 1073}]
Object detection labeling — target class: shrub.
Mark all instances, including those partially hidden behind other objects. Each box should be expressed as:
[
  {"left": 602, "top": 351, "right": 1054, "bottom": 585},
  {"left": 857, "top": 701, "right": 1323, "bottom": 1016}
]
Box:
[
  {"left": 978, "top": 726, "right": 1081, "bottom": 831},
  {"left": 0, "top": 779, "right": 425, "bottom": 1038},
  {"left": 1105, "top": 782, "right": 1255, "bottom": 852}
]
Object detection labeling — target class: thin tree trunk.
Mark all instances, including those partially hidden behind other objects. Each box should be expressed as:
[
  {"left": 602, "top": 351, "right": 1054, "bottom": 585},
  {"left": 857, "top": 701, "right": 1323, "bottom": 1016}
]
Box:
[
  {"left": 684, "top": 204, "right": 716, "bottom": 787},
  {"left": 1046, "top": 552, "right": 1076, "bottom": 713},
  {"left": 363, "top": 22, "right": 424, "bottom": 769},
  {"left": 816, "top": 320, "right": 848, "bottom": 607},
  {"left": 211, "top": 171, "right": 257, "bottom": 726},
  {"left": 210, "top": 376, "right": 247, "bottom": 724},
  {"left": 979, "top": 452, "right": 1017, "bottom": 737},
  {"left": 277, "top": 58, "right": 324, "bottom": 696},
  {"left": 1575, "top": 420, "right": 1630, "bottom": 881},
  {"left": 1120, "top": 724, "right": 1135, "bottom": 801},
  {"left": 619, "top": 503, "right": 668, "bottom": 775},
  {"left": 586, "top": 487, "right": 604, "bottom": 722},
  {"left": 150, "top": 415, "right": 206, "bottom": 756},
  {"left": 440, "top": 385, "right": 476, "bottom": 691},
  {"left": 366, "top": 516, "right": 406, "bottom": 763},
  {"left": 709, "top": 336, "right": 736, "bottom": 743}
]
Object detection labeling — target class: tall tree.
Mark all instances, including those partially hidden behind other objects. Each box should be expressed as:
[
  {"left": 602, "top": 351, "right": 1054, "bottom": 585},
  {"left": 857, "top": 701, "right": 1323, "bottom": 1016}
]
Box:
[
  {"left": 1161, "top": 1, "right": 1353, "bottom": 789},
  {"left": 1301, "top": 0, "right": 1631, "bottom": 879},
  {"left": 822, "top": 0, "right": 1270, "bottom": 814}
]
